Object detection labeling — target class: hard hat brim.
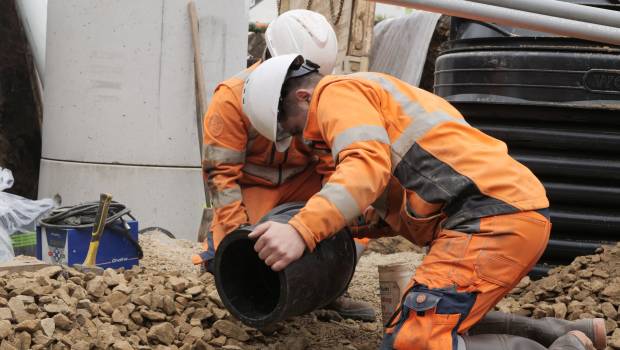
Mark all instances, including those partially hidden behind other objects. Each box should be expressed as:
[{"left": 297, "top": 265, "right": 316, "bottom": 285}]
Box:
[{"left": 242, "top": 54, "right": 303, "bottom": 147}]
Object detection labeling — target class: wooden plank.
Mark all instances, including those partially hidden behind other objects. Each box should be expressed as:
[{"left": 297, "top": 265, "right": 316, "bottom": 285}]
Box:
[
  {"left": 282, "top": 0, "right": 354, "bottom": 73},
  {"left": 277, "top": 0, "right": 291, "bottom": 13},
  {"left": 0, "top": 257, "right": 48, "bottom": 273},
  {"left": 348, "top": 0, "right": 375, "bottom": 57},
  {"left": 279, "top": 0, "right": 374, "bottom": 73},
  {"left": 343, "top": 55, "right": 369, "bottom": 73}
]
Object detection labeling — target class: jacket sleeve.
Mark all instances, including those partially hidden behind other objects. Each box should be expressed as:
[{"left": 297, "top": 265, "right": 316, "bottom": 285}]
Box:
[
  {"left": 288, "top": 81, "right": 392, "bottom": 251},
  {"left": 313, "top": 146, "right": 336, "bottom": 185},
  {"left": 203, "top": 84, "right": 250, "bottom": 239}
]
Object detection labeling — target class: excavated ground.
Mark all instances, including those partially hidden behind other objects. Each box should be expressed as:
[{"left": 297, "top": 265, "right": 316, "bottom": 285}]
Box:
[
  {"left": 0, "top": 232, "right": 423, "bottom": 349},
  {"left": 3, "top": 230, "right": 617, "bottom": 349}
]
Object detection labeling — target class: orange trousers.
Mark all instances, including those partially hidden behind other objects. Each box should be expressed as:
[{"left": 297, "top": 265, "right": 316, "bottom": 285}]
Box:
[
  {"left": 381, "top": 210, "right": 551, "bottom": 350},
  {"left": 198, "top": 167, "right": 370, "bottom": 266}
]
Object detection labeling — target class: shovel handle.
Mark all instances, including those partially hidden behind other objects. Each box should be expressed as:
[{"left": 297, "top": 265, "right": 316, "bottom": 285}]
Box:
[{"left": 82, "top": 193, "right": 113, "bottom": 266}]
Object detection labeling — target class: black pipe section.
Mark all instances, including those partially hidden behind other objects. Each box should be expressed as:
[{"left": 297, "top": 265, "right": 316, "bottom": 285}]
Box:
[
  {"left": 435, "top": 37, "right": 620, "bottom": 107},
  {"left": 474, "top": 125, "right": 620, "bottom": 153},
  {"left": 459, "top": 103, "right": 620, "bottom": 126},
  {"left": 530, "top": 265, "right": 552, "bottom": 279},
  {"left": 437, "top": 16, "right": 620, "bottom": 276},
  {"left": 550, "top": 206, "right": 620, "bottom": 236},
  {"left": 512, "top": 153, "right": 620, "bottom": 181},
  {"left": 528, "top": 264, "right": 555, "bottom": 280},
  {"left": 214, "top": 202, "right": 356, "bottom": 328},
  {"left": 541, "top": 238, "right": 603, "bottom": 260},
  {"left": 544, "top": 181, "right": 620, "bottom": 207}
]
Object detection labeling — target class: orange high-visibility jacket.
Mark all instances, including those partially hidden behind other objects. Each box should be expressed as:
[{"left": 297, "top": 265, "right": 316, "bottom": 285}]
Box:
[
  {"left": 203, "top": 65, "right": 332, "bottom": 243},
  {"left": 288, "top": 72, "right": 549, "bottom": 250}
]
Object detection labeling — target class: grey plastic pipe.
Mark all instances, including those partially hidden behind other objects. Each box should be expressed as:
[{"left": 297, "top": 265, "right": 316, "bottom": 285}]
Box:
[
  {"left": 372, "top": 0, "right": 620, "bottom": 45},
  {"left": 471, "top": 0, "right": 620, "bottom": 29}
]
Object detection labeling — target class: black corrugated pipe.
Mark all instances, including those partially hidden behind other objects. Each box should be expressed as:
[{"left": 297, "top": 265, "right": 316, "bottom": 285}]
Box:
[
  {"left": 214, "top": 202, "right": 357, "bottom": 328},
  {"left": 550, "top": 207, "right": 620, "bottom": 236},
  {"left": 544, "top": 181, "right": 620, "bottom": 206},
  {"left": 542, "top": 238, "right": 603, "bottom": 259},
  {"left": 475, "top": 125, "right": 620, "bottom": 153},
  {"left": 513, "top": 153, "right": 620, "bottom": 181}
]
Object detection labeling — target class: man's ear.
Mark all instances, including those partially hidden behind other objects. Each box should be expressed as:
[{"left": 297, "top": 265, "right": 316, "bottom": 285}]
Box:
[{"left": 294, "top": 89, "right": 312, "bottom": 102}]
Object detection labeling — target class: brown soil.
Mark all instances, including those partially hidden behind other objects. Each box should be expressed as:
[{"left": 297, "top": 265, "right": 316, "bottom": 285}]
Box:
[{"left": 366, "top": 236, "right": 425, "bottom": 255}]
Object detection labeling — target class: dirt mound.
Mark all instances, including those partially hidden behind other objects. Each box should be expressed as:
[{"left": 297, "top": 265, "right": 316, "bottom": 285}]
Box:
[
  {"left": 0, "top": 262, "right": 255, "bottom": 349},
  {"left": 366, "top": 236, "right": 424, "bottom": 255},
  {"left": 139, "top": 231, "right": 203, "bottom": 276},
  {"left": 0, "top": 230, "right": 423, "bottom": 349},
  {"left": 0, "top": 259, "right": 383, "bottom": 350},
  {"left": 499, "top": 243, "right": 620, "bottom": 348}
]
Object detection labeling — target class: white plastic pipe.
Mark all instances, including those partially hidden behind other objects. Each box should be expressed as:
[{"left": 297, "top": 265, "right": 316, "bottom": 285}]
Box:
[
  {"left": 14, "top": 0, "right": 48, "bottom": 84},
  {"left": 471, "top": 0, "right": 620, "bottom": 29},
  {"left": 372, "top": 0, "right": 620, "bottom": 46}
]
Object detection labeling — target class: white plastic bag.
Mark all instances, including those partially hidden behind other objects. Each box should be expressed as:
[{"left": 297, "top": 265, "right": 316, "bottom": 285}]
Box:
[{"left": 0, "top": 168, "right": 55, "bottom": 262}]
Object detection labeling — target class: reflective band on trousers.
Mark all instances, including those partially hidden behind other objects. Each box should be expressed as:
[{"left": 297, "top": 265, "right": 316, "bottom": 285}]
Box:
[
  {"left": 316, "top": 183, "right": 361, "bottom": 223},
  {"left": 352, "top": 72, "right": 469, "bottom": 169},
  {"left": 243, "top": 163, "right": 307, "bottom": 184},
  {"left": 331, "top": 125, "right": 391, "bottom": 162},
  {"left": 212, "top": 187, "right": 242, "bottom": 208},
  {"left": 203, "top": 144, "right": 245, "bottom": 168}
]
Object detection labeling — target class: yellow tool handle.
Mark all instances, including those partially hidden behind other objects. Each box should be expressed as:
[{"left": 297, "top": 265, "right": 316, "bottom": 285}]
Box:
[{"left": 83, "top": 193, "right": 113, "bottom": 266}]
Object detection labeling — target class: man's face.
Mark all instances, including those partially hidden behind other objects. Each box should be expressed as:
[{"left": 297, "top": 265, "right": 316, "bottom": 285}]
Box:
[{"left": 279, "top": 89, "right": 311, "bottom": 136}]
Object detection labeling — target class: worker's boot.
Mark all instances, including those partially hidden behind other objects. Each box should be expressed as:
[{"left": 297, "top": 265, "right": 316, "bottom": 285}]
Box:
[
  {"left": 468, "top": 311, "right": 606, "bottom": 350},
  {"left": 325, "top": 294, "right": 376, "bottom": 322},
  {"left": 324, "top": 239, "right": 376, "bottom": 321},
  {"left": 459, "top": 330, "right": 596, "bottom": 350}
]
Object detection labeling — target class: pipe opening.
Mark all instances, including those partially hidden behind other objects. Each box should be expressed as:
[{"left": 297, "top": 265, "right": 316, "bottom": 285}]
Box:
[{"left": 218, "top": 237, "right": 281, "bottom": 319}]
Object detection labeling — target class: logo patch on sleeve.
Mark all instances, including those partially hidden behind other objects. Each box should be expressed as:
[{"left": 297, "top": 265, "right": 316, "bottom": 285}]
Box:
[{"left": 208, "top": 114, "right": 225, "bottom": 137}]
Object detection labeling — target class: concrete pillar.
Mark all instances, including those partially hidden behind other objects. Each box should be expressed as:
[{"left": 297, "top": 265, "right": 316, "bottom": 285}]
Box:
[{"left": 38, "top": 0, "right": 248, "bottom": 240}]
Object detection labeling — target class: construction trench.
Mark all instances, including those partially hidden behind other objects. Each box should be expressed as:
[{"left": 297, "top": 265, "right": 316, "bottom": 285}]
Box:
[{"left": 1, "top": 0, "right": 620, "bottom": 349}]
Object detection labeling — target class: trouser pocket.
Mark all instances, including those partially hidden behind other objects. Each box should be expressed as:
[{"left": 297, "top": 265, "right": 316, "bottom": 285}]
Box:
[
  {"left": 400, "top": 209, "right": 444, "bottom": 247},
  {"left": 381, "top": 285, "right": 475, "bottom": 350}
]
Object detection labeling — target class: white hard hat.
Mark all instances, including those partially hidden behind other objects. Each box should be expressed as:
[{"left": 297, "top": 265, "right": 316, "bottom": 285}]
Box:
[
  {"left": 243, "top": 54, "right": 318, "bottom": 152},
  {"left": 266, "top": 9, "right": 338, "bottom": 75}
]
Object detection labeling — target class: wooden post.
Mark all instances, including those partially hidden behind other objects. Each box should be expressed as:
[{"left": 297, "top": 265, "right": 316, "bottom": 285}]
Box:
[
  {"left": 189, "top": 1, "right": 212, "bottom": 243},
  {"left": 189, "top": 1, "right": 207, "bottom": 152},
  {"left": 279, "top": 0, "right": 375, "bottom": 74},
  {"left": 277, "top": 0, "right": 291, "bottom": 13},
  {"left": 343, "top": 0, "right": 375, "bottom": 73}
]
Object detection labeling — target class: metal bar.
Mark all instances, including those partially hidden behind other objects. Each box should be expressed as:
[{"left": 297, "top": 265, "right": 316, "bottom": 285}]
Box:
[
  {"left": 472, "top": 0, "right": 620, "bottom": 29},
  {"left": 371, "top": 0, "right": 620, "bottom": 45}
]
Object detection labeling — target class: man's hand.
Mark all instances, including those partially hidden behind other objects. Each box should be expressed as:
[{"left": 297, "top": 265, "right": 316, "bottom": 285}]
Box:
[{"left": 248, "top": 221, "right": 306, "bottom": 271}]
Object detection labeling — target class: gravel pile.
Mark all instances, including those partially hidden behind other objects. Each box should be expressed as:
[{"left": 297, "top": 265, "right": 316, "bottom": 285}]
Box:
[{"left": 498, "top": 243, "right": 620, "bottom": 349}]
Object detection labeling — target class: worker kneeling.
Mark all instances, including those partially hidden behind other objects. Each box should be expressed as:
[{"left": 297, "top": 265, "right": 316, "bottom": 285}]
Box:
[
  {"left": 241, "top": 54, "right": 607, "bottom": 350},
  {"left": 192, "top": 10, "right": 373, "bottom": 322}
]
